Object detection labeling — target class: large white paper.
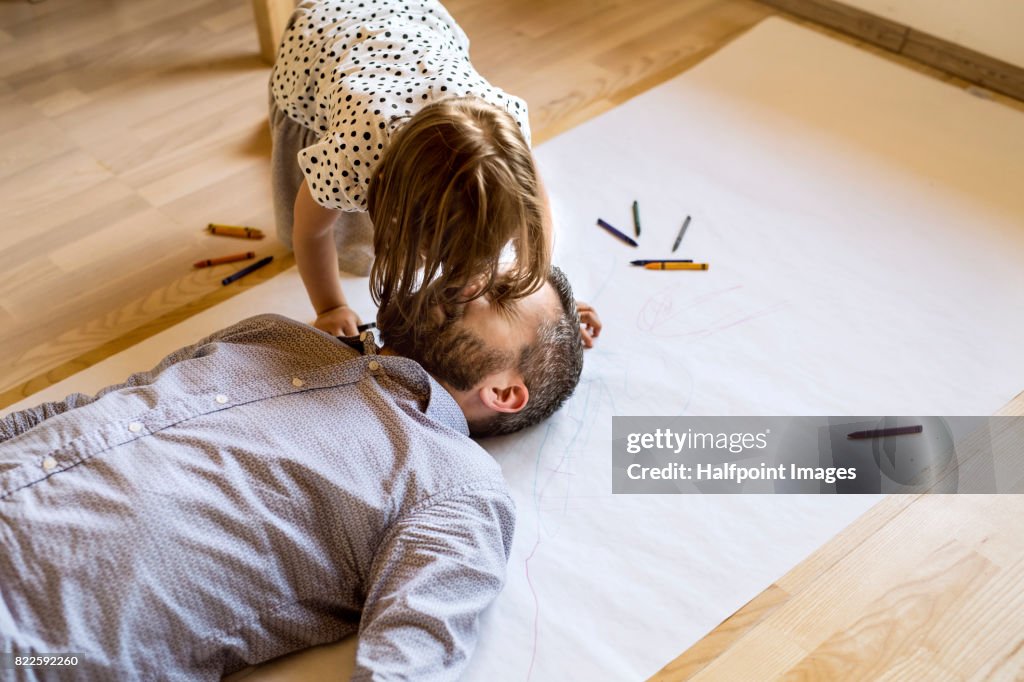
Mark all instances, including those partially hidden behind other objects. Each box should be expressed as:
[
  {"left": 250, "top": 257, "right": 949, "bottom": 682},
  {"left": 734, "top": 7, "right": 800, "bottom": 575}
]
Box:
[{"left": 7, "top": 18, "right": 1024, "bottom": 681}]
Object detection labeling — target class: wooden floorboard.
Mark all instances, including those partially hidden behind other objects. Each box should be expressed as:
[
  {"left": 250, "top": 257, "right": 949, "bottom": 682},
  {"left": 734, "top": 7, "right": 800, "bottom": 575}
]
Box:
[{"left": 760, "top": 0, "right": 1024, "bottom": 101}]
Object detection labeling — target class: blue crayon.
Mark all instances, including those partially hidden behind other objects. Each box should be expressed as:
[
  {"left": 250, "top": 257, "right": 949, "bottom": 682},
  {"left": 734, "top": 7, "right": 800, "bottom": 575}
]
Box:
[
  {"left": 221, "top": 256, "right": 273, "bottom": 285},
  {"left": 630, "top": 259, "right": 694, "bottom": 266},
  {"left": 596, "top": 218, "right": 639, "bottom": 247}
]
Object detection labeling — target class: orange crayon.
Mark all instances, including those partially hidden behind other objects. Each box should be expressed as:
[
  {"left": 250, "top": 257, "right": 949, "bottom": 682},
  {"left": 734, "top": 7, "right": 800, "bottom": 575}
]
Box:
[
  {"left": 643, "top": 262, "right": 709, "bottom": 271},
  {"left": 193, "top": 251, "right": 256, "bottom": 269}
]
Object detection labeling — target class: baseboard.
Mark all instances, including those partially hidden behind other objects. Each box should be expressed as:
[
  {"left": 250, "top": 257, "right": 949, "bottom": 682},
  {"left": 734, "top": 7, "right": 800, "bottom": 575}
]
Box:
[{"left": 758, "top": 0, "right": 1024, "bottom": 102}]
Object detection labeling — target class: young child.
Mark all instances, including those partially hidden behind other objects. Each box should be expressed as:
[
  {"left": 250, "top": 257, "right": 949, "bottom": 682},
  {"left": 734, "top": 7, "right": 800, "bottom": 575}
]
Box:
[{"left": 269, "top": 0, "right": 601, "bottom": 346}]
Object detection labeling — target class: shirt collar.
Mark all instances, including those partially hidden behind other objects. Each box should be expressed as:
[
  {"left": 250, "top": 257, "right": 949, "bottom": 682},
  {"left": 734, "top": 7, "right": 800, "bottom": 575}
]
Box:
[{"left": 335, "top": 332, "right": 469, "bottom": 437}]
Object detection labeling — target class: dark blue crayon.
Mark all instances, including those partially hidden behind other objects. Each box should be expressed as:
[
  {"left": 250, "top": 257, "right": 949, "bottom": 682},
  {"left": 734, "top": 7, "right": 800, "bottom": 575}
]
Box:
[
  {"left": 596, "top": 218, "right": 639, "bottom": 247},
  {"left": 630, "top": 259, "right": 694, "bottom": 266},
  {"left": 221, "top": 256, "right": 273, "bottom": 285}
]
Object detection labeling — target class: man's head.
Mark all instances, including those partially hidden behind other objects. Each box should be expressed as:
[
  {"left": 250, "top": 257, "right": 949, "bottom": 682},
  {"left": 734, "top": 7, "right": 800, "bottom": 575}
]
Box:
[{"left": 378, "top": 266, "right": 583, "bottom": 437}]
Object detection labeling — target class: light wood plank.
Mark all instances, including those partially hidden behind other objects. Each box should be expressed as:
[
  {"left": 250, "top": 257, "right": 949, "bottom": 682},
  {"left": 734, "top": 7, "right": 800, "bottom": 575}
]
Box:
[
  {"left": 757, "top": 0, "right": 1024, "bottom": 101},
  {"left": 758, "top": 0, "right": 907, "bottom": 50},
  {"left": 902, "top": 28, "right": 1024, "bottom": 103},
  {"left": 251, "top": 0, "right": 296, "bottom": 64},
  {"left": 649, "top": 584, "right": 791, "bottom": 680},
  {"left": 780, "top": 538, "right": 997, "bottom": 679}
]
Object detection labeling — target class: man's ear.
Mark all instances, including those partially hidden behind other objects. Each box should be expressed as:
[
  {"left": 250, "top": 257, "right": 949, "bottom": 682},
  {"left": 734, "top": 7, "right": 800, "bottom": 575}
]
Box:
[{"left": 477, "top": 380, "right": 529, "bottom": 414}]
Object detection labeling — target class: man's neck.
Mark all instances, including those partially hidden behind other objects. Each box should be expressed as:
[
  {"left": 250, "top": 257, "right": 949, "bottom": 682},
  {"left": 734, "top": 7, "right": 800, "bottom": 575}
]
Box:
[{"left": 373, "top": 344, "right": 481, "bottom": 419}]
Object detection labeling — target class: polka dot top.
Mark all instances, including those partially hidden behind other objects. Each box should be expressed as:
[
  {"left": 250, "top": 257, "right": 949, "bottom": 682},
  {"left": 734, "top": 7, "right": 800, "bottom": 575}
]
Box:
[{"left": 271, "top": 0, "right": 532, "bottom": 212}]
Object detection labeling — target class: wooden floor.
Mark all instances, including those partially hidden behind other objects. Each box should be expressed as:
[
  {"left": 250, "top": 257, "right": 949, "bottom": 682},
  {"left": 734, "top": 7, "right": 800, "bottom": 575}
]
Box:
[
  {"left": 2, "top": 1, "right": 1023, "bottom": 679},
  {"left": 0, "top": 0, "right": 775, "bottom": 403}
]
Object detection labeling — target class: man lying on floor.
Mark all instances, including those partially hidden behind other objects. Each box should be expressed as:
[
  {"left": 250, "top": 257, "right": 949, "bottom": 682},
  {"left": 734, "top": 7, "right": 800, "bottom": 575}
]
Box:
[{"left": 0, "top": 266, "right": 585, "bottom": 681}]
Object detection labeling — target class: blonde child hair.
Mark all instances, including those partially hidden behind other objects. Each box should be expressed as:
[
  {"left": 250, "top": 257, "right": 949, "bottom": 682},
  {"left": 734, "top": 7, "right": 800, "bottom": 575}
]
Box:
[{"left": 368, "top": 96, "right": 550, "bottom": 344}]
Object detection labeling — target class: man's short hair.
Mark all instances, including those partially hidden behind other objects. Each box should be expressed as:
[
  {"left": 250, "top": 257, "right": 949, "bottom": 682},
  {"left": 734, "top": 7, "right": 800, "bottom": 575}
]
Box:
[
  {"left": 379, "top": 266, "right": 584, "bottom": 438},
  {"left": 471, "top": 265, "right": 583, "bottom": 437}
]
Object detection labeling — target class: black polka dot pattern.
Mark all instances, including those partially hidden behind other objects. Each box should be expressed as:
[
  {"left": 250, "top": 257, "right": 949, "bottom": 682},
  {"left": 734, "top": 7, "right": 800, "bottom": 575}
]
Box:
[{"left": 270, "top": 0, "right": 531, "bottom": 211}]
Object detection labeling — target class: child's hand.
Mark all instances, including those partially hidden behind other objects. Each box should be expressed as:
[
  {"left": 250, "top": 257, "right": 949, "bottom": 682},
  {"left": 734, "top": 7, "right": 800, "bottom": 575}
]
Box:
[
  {"left": 576, "top": 300, "right": 602, "bottom": 349},
  {"left": 314, "top": 304, "right": 362, "bottom": 337}
]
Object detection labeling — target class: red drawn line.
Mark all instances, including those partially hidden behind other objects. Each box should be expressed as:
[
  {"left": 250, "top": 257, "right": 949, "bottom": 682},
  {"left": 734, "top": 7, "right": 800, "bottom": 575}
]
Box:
[
  {"left": 656, "top": 301, "right": 789, "bottom": 339},
  {"left": 524, "top": 537, "right": 542, "bottom": 681},
  {"left": 522, "top": 381, "right": 600, "bottom": 680},
  {"left": 636, "top": 284, "right": 744, "bottom": 332}
]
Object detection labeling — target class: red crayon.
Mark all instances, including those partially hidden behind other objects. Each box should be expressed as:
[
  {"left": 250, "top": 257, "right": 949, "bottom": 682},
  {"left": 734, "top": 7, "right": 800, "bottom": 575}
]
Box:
[{"left": 193, "top": 251, "right": 256, "bottom": 269}]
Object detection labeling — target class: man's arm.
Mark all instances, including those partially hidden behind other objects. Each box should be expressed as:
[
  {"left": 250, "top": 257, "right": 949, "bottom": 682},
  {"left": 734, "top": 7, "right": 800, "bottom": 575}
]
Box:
[
  {"left": 354, "top": 485, "right": 515, "bottom": 681},
  {"left": 0, "top": 315, "right": 283, "bottom": 443}
]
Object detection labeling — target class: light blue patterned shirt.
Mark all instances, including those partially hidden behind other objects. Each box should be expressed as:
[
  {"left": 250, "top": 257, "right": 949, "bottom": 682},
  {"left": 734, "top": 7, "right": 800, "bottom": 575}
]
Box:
[{"left": 0, "top": 314, "right": 515, "bottom": 680}]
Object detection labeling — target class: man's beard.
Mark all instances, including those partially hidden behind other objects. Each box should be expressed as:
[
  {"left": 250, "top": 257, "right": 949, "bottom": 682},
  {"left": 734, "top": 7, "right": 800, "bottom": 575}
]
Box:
[{"left": 379, "top": 303, "right": 515, "bottom": 392}]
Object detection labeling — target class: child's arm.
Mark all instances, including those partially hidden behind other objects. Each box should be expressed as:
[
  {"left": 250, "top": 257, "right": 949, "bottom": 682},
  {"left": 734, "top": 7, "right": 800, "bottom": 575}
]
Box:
[{"left": 292, "top": 180, "right": 363, "bottom": 336}]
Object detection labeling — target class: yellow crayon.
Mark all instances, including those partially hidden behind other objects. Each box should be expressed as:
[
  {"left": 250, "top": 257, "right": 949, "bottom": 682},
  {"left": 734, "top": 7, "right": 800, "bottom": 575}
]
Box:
[
  {"left": 643, "top": 262, "right": 709, "bottom": 271},
  {"left": 207, "top": 223, "right": 265, "bottom": 239}
]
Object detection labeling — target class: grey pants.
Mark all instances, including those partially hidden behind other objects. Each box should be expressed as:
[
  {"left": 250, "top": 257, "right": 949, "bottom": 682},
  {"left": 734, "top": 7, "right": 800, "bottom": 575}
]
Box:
[{"left": 269, "top": 94, "right": 375, "bottom": 276}]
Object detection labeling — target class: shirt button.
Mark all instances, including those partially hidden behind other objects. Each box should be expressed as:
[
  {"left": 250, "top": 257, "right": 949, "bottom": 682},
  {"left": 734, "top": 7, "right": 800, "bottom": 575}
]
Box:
[
  {"left": 128, "top": 422, "right": 143, "bottom": 433},
  {"left": 292, "top": 377, "right": 305, "bottom": 387},
  {"left": 42, "top": 456, "right": 58, "bottom": 472},
  {"left": 368, "top": 360, "right": 381, "bottom": 372},
  {"left": 215, "top": 394, "right": 229, "bottom": 404}
]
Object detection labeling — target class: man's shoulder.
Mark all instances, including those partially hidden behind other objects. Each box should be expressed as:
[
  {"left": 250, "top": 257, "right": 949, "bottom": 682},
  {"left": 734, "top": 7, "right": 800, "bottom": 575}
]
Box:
[
  {"left": 212, "top": 314, "right": 348, "bottom": 351},
  {"left": 180, "top": 314, "right": 360, "bottom": 382},
  {"left": 219, "top": 313, "right": 320, "bottom": 336}
]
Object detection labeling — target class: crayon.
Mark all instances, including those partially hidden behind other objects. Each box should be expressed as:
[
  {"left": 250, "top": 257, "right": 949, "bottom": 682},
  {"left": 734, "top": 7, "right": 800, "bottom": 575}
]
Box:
[
  {"left": 596, "top": 218, "right": 639, "bottom": 248},
  {"left": 193, "top": 251, "right": 256, "bottom": 269},
  {"left": 643, "top": 262, "right": 708, "bottom": 270},
  {"left": 630, "top": 259, "right": 693, "bottom": 266},
  {"left": 222, "top": 256, "right": 273, "bottom": 285},
  {"left": 847, "top": 425, "right": 923, "bottom": 440},
  {"left": 208, "top": 224, "right": 265, "bottom": 239},
  {"left": 672, "top": 216, "right": 691, "bottom": 253},
  {"left": 632, "top": 200, "right": 641, "bottom": 238}
]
